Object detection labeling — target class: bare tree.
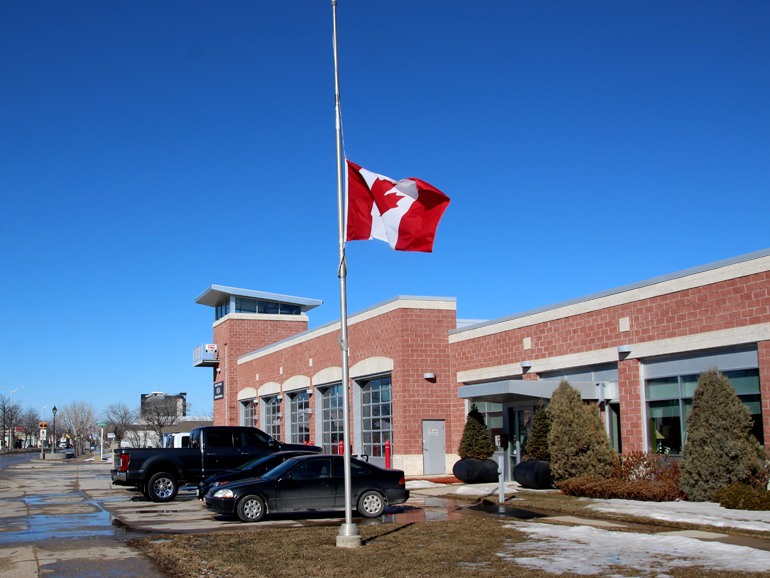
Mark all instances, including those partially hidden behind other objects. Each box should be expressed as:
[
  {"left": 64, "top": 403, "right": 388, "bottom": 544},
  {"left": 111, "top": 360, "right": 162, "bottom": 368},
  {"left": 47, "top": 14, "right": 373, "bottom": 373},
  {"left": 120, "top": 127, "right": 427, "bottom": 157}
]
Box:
[
  {"left": 102, "top": 402, "right": 138, "bottom": 444},
  {"left": 140, "top": 396, "right": 190, "bottom": 447},
  {"left": 22, "top": 407, "right": 41, "bottom": 448},
  {"left": 58, "top": 401, "right": 97, "bottom": 456},
  {"left": 0, "top": 395, "right": 23, "bottom": 450}
]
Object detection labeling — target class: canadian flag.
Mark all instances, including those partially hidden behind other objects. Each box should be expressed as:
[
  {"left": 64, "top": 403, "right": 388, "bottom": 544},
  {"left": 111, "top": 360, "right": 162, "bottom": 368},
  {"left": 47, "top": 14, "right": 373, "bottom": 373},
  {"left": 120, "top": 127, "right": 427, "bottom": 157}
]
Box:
[{"left": 346, "top": 160, "right": 450, "bottom": 252}]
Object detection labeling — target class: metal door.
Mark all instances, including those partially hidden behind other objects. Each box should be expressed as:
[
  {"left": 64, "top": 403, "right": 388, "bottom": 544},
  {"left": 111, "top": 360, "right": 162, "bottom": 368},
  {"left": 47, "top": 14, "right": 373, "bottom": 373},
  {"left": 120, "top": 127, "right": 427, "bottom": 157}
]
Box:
[{"left": 422, "top": 420, "right": 446, "bottom": 475}]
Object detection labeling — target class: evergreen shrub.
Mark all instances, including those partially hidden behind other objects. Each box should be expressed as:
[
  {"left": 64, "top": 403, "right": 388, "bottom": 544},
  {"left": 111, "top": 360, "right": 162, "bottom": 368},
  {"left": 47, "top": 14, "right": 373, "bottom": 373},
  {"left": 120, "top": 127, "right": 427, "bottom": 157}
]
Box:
[
  {"left": 713, "top": 482, "right": 770, "bottom": 511},
  {"left": 524, "top": 399, "right": 551, "bottom": 461},
  {"left": 547, "top": 380, "right": 617, "bottom": 482},
  {"left": 679, "top": 369, "right": 767, "bottom": 502},
  {"left": 457, "top": 404, "right": 494, "bottom": 460}
]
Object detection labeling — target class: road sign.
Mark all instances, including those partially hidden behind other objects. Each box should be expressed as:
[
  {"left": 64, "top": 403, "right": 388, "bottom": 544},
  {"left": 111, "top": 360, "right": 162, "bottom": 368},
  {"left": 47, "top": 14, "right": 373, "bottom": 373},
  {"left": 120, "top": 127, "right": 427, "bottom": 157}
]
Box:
[
  {"left": 39, "top": 422, "right": 48, "bottom": 429},
  {"left": 40, "top": 429, "right": 47, "bottom": 440},
  {"left": 96, "top": 422, "right": 109, "bottom": 427}
]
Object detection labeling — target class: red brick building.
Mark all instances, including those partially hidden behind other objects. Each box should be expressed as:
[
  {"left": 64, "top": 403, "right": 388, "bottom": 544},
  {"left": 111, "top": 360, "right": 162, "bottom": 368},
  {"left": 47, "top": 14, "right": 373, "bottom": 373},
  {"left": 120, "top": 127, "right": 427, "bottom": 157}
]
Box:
[{"left": 194, "top": 249, "right": 770, "bottom": 478}]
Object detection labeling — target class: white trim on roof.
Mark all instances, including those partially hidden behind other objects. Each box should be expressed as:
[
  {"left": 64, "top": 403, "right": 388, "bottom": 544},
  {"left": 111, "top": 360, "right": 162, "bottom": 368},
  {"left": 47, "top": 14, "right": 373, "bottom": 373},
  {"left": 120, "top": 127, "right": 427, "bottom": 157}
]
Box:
[{"left": 450, "top": 250, "right": 770, "bottom": 344}]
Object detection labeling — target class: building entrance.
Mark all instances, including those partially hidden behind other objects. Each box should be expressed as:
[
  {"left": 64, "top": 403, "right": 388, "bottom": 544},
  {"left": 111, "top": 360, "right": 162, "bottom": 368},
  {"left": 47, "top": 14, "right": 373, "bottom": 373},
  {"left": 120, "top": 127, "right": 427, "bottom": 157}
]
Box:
[{"left": 508, "top": 405, "right": 535, "bottom": 466}]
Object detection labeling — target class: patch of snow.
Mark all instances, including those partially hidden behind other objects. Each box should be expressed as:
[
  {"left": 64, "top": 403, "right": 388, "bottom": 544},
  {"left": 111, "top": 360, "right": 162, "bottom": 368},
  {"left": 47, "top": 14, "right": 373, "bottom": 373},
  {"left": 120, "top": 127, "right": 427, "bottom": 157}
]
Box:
[
  {"left": 454, "top": 485, "right": 495, "bottom": 496},
  {"left": 405, "top": 480, "right": 448, "bottom": 490},
  {"left": 587, "top": 499, "right": 770, "bottom": 533},
  {"left": 501, "top": 521, "right": 770, "bottom": 575}
]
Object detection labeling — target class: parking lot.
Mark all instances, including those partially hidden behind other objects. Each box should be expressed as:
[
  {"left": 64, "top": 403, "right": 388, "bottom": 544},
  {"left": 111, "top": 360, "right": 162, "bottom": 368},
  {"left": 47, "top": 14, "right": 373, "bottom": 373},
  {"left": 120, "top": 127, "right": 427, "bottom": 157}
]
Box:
[{"left": 0, "top": 452, "right": 478, "bottom": 577}]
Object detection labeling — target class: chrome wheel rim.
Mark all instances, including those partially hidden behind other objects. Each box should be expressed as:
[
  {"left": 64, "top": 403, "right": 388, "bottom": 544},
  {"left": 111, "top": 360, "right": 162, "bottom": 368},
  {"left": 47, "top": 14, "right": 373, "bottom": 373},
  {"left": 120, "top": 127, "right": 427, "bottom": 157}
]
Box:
[{"left": 153, "top": 477, "right": 174, "bottom": 499}]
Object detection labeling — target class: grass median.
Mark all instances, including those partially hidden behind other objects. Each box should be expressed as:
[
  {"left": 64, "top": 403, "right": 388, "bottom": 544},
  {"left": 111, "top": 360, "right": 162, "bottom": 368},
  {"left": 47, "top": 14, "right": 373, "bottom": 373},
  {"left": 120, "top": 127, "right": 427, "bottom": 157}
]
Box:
[{"left": 130, "top": 515, "right": 769, "bottom": 578}]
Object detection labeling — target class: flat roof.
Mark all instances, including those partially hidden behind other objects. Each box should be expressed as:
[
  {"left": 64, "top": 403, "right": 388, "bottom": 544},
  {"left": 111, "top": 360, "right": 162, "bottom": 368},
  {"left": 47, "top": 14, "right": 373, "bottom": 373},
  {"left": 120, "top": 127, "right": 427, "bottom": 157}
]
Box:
[
  {"left": 450, "top": 247, "right": 770, "bottom": 336},
  {"left": 195, "top": 285, "right": 323, "bottom": 311}
]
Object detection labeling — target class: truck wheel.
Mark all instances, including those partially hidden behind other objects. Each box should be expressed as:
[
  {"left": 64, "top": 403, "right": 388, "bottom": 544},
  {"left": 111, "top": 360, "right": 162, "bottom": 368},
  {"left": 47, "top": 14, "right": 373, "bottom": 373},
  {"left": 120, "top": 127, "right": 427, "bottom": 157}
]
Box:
[
  {"left": 236, "top": 494, "right": 265, "bottom": 522},
  {"left": 147, "top": 472, "right": 178, "bottom": 502},
  {"left": 357, "top": 490, "right": 385, "bottom": 518}
]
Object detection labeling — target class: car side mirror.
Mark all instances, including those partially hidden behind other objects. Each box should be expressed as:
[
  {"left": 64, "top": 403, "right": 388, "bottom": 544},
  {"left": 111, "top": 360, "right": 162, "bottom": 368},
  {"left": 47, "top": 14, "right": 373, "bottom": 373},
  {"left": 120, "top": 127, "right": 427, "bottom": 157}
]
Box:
[{"left": 268, "top": 438, "right": 278, "bottom": 448}]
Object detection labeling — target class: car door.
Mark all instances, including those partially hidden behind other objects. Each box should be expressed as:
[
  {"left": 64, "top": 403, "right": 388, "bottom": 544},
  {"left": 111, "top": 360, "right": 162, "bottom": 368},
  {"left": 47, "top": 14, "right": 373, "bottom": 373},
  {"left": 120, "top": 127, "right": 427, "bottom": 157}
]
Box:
[
  {"left": 203, "top": 429, "right": 240, "bottom": 472},
  {"left": 275, "top": 457, "right": 337, "bottom": 512},
  {"left": 333, "top": 456, "right": 372, "bottom": 507}
]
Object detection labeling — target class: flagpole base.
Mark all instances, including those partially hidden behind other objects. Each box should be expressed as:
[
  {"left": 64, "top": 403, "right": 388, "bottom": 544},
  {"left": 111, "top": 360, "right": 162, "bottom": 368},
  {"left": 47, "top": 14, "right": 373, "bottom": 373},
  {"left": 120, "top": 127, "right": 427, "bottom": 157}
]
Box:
[{"left": 336, "top": 523, "right": 362, "bottom": 548}]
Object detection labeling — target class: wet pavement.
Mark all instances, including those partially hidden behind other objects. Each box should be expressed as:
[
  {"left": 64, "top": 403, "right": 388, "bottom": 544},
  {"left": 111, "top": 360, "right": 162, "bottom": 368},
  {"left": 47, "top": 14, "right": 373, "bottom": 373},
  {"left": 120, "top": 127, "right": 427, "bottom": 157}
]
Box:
[
  {"left": 0, "top": 453, "right": 524, "bottom": 577},
  {"left": 2, "top": 452, "right": 770, "bottom": 577}
]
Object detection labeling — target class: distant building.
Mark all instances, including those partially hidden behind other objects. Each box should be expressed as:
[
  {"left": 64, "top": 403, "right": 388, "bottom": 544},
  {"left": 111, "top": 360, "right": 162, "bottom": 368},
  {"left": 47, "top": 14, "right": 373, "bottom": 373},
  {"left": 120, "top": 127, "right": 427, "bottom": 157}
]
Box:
[{"left": 140, "top": 391, "right": 188, "bottom": 418}]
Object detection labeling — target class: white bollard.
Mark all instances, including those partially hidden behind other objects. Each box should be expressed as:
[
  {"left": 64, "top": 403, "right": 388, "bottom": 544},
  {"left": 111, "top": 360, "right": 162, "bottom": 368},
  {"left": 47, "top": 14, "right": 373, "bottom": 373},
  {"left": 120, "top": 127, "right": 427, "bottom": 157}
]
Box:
[{"left": 498, "top": 454, "right": 505, "bottom": 504}]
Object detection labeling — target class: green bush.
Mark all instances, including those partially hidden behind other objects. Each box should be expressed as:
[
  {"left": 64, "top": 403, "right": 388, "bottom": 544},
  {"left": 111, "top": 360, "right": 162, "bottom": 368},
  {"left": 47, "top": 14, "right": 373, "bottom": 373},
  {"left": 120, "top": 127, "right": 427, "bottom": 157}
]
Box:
[
  {"left": 524, "top": 399, "right": 551, "bottom": 461},
  {"left": 558, "top": 451, "right": 682, "bottom": 501},
  {"left": 679, "top": 369, "right": 767, "bottom": 502},
  {"left": 713, "top": 482, "right": 770, "bottom": 511},
  {"left": 457, "top": 404, "right": 495, "bottom": 460},
  {"left": 547, "top": 380, "right": 617, "bottom": 483}
]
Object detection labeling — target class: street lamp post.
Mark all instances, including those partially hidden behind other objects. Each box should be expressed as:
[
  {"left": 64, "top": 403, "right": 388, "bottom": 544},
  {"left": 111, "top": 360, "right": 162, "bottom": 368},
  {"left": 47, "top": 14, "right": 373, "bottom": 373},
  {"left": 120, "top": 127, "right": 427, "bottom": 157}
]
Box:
[
  {"left": 52, "top": 406, "right": 57, "bottom": 454},
  {"left": 0, "top": 386, "right": 26, "bottom": 450}
]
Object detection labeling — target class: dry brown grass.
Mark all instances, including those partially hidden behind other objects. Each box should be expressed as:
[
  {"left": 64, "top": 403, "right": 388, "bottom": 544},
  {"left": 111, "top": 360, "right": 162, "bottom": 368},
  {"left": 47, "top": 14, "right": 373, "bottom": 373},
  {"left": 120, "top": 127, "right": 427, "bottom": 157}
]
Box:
[{"left": 131, "top": 516, "right": 770, "bottom": 578}]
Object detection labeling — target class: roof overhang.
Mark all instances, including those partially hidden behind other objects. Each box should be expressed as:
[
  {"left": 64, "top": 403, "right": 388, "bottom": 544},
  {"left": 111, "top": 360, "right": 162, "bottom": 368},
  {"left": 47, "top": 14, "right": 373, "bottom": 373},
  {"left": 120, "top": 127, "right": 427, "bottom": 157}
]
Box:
[
  {"left": 195, "top": 285, "right": 323, "bottom": 312},
  {"left": 458, "top": 379, "right": 618, "bottom": 404}
]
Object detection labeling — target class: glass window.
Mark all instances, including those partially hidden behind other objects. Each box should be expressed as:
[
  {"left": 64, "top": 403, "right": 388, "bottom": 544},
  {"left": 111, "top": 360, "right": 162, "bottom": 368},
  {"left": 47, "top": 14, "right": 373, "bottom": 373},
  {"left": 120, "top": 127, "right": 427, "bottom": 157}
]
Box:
[
  {"left": 258, "top": 301, "right": 280, "bottom": 314},
  {"left": 205, "top": 430, "right": 233, "bottom": 448},
  {"left": 646, "top": 377, "right": 679, "bottom": 400},
  {"left": 646, "top": 368, "right": 763, "bottom": 454},
  {"left": 241, "top": 399, "right": 257, "bottom": 428},
  {"left": 288, "top": 458, "right": 332, "bottom": 480},
  {"left": 235, "top": 429, "right": 270, "bottom": 450},
  {"left": 334, "top": 457, "right": 370, "bottom": 477},
  {"left": 361, "top": 375, "right": 392, "bottom": 458},
  {"left": 264, "top": 396, "right": 281, "bottom": 440},
  {"left": 322, "top": 384, "right": 343, "bottom": 454},
  {"left": 649, "top": 400, "right": 683, "bottom": 454},
  {"left": 235, "top": 298, "right": 257, "bottom": 313},
  {"left": 280, "top": 303, "right": 301, "bottom": 315},
  {"left": 475, "top": 401, "right": 504, "bottom": 452},
  {"left": 215, "top": 300, "right": 230, "bottom": 320},
  {"left": 291, "top": 391, "right": 311, "bottom": 444}
]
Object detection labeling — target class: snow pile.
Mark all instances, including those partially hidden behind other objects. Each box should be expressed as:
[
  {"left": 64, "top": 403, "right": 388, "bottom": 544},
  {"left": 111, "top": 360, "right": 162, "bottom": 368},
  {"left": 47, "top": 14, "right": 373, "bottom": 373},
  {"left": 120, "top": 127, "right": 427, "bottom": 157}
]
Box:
[
  {"left": 587, "top": 499, "right": 770, "bottom": 533},
  {"left": 501, "top": 521, "right": 770, "bottom": 575},
  {"left": 405, "top": 480, "right": 448, "bottom": 490}
]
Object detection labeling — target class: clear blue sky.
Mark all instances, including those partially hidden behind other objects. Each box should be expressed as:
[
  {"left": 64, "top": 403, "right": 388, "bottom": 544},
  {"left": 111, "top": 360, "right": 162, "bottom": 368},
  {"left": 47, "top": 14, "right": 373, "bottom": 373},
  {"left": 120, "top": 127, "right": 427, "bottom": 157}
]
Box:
[{"left": 2, "top": 1, "right": 768, "bottom": 419}]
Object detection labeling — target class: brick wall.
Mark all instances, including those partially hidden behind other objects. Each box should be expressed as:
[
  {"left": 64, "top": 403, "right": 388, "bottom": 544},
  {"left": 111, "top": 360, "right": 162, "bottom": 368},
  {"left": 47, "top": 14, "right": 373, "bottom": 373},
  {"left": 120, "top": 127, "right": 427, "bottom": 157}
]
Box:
[
  {"left": 235, "top": 304, "right": 458, "bottom": 474},
  {"left": 212, "top": 317, "right": 308, "bottom": 426},
  {"left": 451, "top": 270, "right": 770, "bottom": 451}
]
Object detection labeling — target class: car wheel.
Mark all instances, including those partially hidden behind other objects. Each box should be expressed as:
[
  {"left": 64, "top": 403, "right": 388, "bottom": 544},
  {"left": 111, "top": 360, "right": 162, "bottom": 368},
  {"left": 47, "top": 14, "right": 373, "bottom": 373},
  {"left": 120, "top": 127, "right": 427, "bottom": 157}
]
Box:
[
  {"left": 236, "top": 494, "right": 265, "bottom": 522},
  {"left": 147, "top": 472, "right": 178, "bottom": 502},
  {"left": 357, "top": 490, "right": 385, "bottom": 518}
]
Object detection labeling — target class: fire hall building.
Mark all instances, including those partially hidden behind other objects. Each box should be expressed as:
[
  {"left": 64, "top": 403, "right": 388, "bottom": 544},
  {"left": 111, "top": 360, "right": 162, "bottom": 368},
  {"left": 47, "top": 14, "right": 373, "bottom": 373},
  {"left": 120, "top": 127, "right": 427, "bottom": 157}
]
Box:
[{"left": 193, "top": 248, "right": 770, "bottom": 479}]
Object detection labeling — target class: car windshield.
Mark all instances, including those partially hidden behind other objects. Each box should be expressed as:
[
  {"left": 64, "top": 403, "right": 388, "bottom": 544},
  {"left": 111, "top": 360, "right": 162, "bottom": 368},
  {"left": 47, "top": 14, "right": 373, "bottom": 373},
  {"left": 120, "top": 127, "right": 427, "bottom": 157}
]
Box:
[
  {"left": 261, "top": 458, "right": 299, "bottom": 481},
  {"left": 235, "top": 454, "right": 276, "bottom": 471}
]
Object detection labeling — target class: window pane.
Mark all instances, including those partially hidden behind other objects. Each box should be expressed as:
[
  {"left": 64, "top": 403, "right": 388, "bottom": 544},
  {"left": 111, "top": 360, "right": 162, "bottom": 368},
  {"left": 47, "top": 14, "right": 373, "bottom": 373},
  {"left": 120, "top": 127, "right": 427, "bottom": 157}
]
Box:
[
  {"left": 681, "top": 374, "right": 699, "bottom": 397},
  {"left": 726, "top": 369, "right": 761, "bottom": 394},
  {"left": 258, "top": 301, "right": 280, "bottom": 314},
  {"left": 646, "top": 377, "right": 679, "bottom": 400},
  {"left": 649, "top": 400, "right": 682, "bottom": 454}
]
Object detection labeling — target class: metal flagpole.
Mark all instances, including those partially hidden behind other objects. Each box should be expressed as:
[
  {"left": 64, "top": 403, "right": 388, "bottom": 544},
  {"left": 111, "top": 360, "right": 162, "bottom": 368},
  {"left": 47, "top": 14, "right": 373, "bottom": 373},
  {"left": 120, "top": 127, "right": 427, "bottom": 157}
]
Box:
[{"left": 332, "top": 0, "right": 361, "bottom": 549}]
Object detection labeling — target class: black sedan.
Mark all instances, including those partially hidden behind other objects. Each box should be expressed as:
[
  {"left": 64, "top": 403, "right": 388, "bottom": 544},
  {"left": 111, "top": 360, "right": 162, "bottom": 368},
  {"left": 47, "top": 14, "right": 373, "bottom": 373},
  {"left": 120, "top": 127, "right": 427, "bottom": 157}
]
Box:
[
  {"left": 203, "top": 454, "right": 409, "bottom": 522},
  {"left": 196, "top": 451, "right": 315, "bottom": 498}
]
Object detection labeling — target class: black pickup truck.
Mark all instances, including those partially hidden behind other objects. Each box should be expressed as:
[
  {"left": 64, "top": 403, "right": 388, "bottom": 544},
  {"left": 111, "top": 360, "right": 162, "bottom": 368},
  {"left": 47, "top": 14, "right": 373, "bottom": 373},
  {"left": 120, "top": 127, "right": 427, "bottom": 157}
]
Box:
[{"left": 111, "top": 426, "right": 321, "bottom": 502}]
